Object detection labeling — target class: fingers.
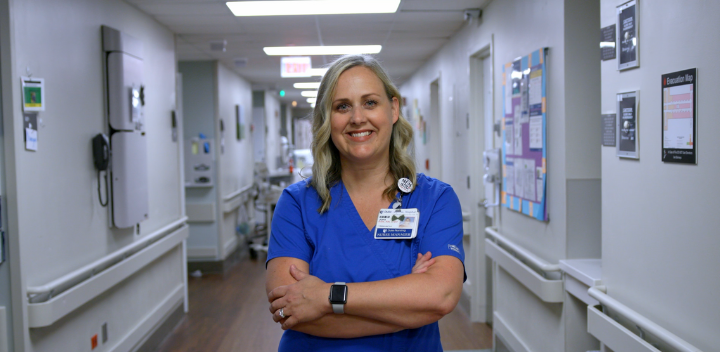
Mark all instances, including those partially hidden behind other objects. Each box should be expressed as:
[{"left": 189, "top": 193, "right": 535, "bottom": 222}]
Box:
[
  {"left": 267, "top": 285, "right": 288, "bottom": 303},
  {"left": 281, "top": 316, "right": 299, "bottom": 330},
  {"left": 273, "top": 307, "right": 290, "bottom": 323},
  {"left": 269, "top": 297, "right": 286, "bottom": 314},
  {"left": 289, "top": 264, "right": 308, "bottom": 281}
]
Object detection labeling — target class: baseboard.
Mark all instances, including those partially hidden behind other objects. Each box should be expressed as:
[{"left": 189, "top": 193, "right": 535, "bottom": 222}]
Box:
[
  {"left": 187, "top": 239, "right": 248, "bottom": 274},
  {"left": 134, "top": 303, "right": 185, "bottom": 352}
]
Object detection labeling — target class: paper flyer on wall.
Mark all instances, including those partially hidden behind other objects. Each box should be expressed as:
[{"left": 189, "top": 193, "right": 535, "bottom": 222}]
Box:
[
  {"left": 661, "top": 68, "right": 696, "bottom": 164},
  {"left": 501, "top": 48, "right": 548, "bottom": 221}
]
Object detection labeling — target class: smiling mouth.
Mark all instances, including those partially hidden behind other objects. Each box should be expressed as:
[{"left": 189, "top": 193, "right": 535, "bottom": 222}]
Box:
[{"left": 349, "top": 131, "right": 372, "bottom": 138}]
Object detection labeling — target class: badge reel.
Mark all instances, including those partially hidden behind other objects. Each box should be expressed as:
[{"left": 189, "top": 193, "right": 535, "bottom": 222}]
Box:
[{"left": 374, "top": 178, "right": 420, "bottom": 240}]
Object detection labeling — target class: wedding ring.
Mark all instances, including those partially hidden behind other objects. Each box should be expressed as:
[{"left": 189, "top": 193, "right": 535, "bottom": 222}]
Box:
[{"left": 279, "top": 308, "right": 285, "bottom": 319}]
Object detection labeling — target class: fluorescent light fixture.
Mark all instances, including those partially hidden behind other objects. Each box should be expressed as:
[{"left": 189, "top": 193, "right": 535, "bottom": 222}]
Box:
[
  {"left": 264, "top": 45, "right": 381, "bottom": 56},
  {"left": 301, "top": 91, "right": 318, "bottom": 98},
  {"left": 226, "top": 0, "right": 400, "bottom": 17},
  {"left": 310, "top": 68, "right": 328, "bottom": 77},
  {"left": 307, "top": 98, "right": 317, "bottom": 103},
  {"left": 294, "top": 82, "right": 321, "bottom": 89}
]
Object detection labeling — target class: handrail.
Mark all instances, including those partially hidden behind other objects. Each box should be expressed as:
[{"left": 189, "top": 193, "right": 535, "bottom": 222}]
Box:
[
  {"left": 222, "top": 183, "right": 255, "bottom": 202},
  {"left": 485, "top": 227, "right": 560, "bottom": 272},
  {"left": 27, "top": 217, "right": 188, "bottom": 302},
  {"left": 588, "top": 287, "right": 702, "bottom": 352}
]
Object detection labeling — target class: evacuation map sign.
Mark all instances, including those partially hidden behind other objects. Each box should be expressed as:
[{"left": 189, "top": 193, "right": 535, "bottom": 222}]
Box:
[{"left": 501, "top": 48, "right": 548, "bottom": 221}]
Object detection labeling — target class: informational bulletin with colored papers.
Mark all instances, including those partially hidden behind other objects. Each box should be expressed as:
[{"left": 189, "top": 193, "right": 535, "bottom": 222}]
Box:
[{"left": 501, "top": 48, "right": 548, "bottom": 221}]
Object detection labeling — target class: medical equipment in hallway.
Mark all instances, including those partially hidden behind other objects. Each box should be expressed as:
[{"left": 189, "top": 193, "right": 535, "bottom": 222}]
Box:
[
  {"left": 248, "top": 162, "right": 283, "bottom": 259},
  {"left": 102, "top": 25, "right": 149, "bottom": 228}
]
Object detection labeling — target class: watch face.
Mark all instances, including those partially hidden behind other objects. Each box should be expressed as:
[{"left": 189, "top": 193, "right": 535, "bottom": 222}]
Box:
[{"left": 329, "top": 284, "right": 347, "bottom": 304}]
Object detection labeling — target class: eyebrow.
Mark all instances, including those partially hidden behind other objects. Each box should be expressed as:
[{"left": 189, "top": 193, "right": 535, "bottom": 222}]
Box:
[{"left": 332, "top": 93, "right": 382, "bottom": 105}]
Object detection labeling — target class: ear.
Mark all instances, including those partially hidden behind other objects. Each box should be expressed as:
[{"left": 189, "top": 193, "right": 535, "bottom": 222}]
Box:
[{"left": 391, "top": 97, "right": 400, "bottom": 124}]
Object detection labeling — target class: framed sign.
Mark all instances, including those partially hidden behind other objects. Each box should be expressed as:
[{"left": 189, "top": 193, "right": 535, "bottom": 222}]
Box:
[
  {"left": 600, "top": 24, "right": 616, "bottom": 61},
  {"left": 661, "top": 68, "right": 696, "bottom": 164},
  {"left": 21, "top": 77, "right": 45, "bottom": 112},
  {"left": 617, "top": 0, "right": 638, "bottom": 70},
  {"left": 617, "top": 91, "right": 639, "bottom": 159}
]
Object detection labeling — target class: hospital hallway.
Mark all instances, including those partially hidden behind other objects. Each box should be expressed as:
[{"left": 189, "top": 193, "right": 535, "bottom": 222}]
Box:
[
  {"left": 1, "top": 0, "right": 719, "bottom": 352},
  {"left": 155, "top": 256, "right": 492, "bottom": 352}
]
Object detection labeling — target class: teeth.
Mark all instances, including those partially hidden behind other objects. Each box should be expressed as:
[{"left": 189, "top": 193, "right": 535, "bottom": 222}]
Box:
[{"left": 351, "top": 131, "right": 371, "bottom": 137}]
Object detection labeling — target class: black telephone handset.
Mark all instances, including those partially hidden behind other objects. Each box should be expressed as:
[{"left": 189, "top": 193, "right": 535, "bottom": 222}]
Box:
[
  {"left": 93, "top": 133, "right": 110, "bottom": 207},
  {"left": 92, "top": 133, "right": 110, "bottom": 171}
]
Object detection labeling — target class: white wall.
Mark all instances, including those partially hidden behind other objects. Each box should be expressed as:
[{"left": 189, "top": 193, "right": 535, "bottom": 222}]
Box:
[
  {"left": 180, "top": 61, "right": 254, "bottom": 261},
  {"left": 0, "top": 0, "right": 183, "bottom": 350},
  {"left": 179, "top": 61, "right": 219, "bottom": 258},
  {"left": 600, "top": 1, "right": 720, "bottom": 350},
  {"left": 216, "top": 63, "right": 254, "bottom": 259},
  {"left": 399, "top": 0, "right": 601, "bottom": 349}
]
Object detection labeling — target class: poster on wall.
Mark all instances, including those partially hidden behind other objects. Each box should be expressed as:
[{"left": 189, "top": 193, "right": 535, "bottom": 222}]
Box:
[
  {"left": 617, "top": 91, "right": 639, "bottom": 159},
  {"left": 617, "top": 0, "right": 638, "bottom": 70},
  {"left": 501, "top": 48, "right": 548, "bottom": 222},
  {"left": 661, "top": 68, "right": 696, "bottom": 164}
]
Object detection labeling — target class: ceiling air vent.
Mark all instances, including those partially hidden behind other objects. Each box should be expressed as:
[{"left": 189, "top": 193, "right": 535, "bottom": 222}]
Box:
[
  {"left": 210, "top": 40, "right": 227, "bottom": 52},
  {"left": 234, "top": 57, "right": 248, "bottom": 68}
]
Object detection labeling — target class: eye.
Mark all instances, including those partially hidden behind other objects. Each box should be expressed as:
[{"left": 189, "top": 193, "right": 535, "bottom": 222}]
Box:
[
  {"left": 364, "top": 99, "right": 378, "bottom": 108},
  {"left": 335, "top": 102, "right": 351, "bottom": 113}
]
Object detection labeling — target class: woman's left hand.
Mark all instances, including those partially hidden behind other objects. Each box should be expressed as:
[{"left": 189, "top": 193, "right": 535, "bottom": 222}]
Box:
[{"left": 268, "top": 264, "right": 332, "bottom": 330}]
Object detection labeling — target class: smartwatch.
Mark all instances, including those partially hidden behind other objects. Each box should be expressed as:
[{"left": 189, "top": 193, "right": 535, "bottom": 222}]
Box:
[{"left": 328, "top": 282, "right": 347, "bottom": 314}]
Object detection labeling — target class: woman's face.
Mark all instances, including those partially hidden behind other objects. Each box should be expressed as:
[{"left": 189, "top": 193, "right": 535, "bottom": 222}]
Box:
[{"left": 330, "top": 66, "right": 399, "bottom": 167}]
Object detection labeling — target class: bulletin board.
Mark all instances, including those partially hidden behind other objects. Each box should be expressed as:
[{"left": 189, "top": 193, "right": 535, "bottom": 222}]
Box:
[{"left": 501, "top": 48, "right": 548, "bottom": 221}]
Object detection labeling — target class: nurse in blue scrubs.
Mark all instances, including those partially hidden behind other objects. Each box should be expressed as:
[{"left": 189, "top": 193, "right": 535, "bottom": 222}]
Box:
[{"left": 266, "top": 54, "right": 466, "bottom": 351}]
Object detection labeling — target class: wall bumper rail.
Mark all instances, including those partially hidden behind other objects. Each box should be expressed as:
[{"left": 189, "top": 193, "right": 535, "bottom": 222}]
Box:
[
  {"left": 222, "top": 183, "right": 256, "bottom": 214},
  {"left": 484, "top": 228, "right": 563, "bottom": 303},
  {"left": 493, "top": 312, "right": 533, "bottom": 352},
  {"left": 587, "top": 287, "right": 702, "bottom": 352},
  {"left": 26, "top": 218, "right": 189, "bottom": 328}
]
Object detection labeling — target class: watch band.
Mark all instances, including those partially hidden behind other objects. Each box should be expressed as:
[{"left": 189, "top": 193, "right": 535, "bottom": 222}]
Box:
[{"left": 331, "top": 282, "right": 346, "bottom": 314}]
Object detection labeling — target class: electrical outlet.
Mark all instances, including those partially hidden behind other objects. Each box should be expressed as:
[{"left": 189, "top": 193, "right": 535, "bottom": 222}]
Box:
[{"left": 102, "top": 322, "right": 108, "bottom": 343}]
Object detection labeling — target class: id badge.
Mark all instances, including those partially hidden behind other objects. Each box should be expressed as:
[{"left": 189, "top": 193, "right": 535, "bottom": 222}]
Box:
[{"left": 374, "top": 208, "right": 420, "bottom": 239}]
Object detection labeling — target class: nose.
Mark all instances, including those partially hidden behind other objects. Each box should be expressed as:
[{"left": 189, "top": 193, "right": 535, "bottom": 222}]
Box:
[{"left": 349, "top": 105, "right": 366, "bottom": 125}]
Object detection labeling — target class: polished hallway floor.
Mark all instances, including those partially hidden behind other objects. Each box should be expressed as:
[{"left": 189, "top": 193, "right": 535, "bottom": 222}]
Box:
[{"left": 157, "top": 255, "right": 492, "bottom": 352}]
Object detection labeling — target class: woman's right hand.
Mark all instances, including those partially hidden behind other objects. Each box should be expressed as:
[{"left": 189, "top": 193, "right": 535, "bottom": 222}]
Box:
[{"left": 412, "top": 251, "right": 435, "bottom": 274}]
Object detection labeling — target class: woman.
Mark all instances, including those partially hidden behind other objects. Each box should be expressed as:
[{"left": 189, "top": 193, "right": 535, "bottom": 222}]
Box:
[{"left": 266, "top": 55, "right": 465, "bottom": 351}]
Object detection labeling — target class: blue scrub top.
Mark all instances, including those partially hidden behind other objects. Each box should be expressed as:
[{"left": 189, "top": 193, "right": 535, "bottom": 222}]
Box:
[{"left": 267, "top": 173, "right": 465, "bottom": 352}]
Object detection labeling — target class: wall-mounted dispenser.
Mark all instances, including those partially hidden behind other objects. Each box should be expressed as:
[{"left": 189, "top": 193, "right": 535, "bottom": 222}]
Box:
[
  {"left": 102, "top": 26, "right": 149, "bottom": 228},
  {"left": 483, "top": 148, "right": 501, "bottom": 207},
  {"left": 483, "top": 148, "right": 501, "bottom": 185}
]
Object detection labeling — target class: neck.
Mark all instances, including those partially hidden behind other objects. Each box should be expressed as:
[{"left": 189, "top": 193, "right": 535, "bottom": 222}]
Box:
[{"left": 340, "top": 156, "right": 393, "bottom": 196}]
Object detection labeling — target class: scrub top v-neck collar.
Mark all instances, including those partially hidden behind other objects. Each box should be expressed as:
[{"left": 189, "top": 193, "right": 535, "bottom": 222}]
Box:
[
  {"left": 339, "top": 181, "right": 401, "bottom": 233},
  {"left": 339, "top": 182, "right": 409, "bottom": 279}
]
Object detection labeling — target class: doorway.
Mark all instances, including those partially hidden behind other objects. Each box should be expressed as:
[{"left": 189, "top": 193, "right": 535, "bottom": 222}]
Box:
[
  {"left": 427, "top": 78, "right": 441, "bottom": 179},
  {"left": 467, "top": 47, "right": 494, "bottom": 323}
]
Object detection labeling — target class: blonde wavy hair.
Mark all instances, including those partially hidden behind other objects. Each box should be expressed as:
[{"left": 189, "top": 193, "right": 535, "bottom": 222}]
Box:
[{"left": 310, "top": 55, "right": 416, "bottom": 213}]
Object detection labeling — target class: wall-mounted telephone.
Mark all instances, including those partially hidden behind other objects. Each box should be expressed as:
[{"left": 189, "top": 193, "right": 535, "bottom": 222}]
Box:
[
  {"left": 93, "top": 133, "right": 110, "bottom": 171},
  {"left": 93, "top": 133, "right": 110, "bottom": 207}
]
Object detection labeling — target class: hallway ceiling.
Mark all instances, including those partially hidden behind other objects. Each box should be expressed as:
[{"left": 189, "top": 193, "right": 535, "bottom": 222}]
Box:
[{"left": 125, "top": 0, "right": 490, "bottom": 107}]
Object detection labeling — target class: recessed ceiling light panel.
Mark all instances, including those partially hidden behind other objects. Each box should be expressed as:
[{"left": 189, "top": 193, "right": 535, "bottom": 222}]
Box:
[
  {"left": 264, "top": 45, "right": 381, "bottom": 56},
  {"left": 294, "top": 82, "right": 321, "bottom": 89},
  {"left": 227, "top": 0, "right": 400, "bottom": 16}
]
